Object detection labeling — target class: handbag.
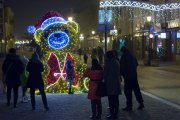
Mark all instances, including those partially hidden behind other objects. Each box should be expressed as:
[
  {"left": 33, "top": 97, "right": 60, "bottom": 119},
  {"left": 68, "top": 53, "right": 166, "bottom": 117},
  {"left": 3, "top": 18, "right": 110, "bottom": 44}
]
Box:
[{"left": 96, "top": 81, "right": 107, "bottom": 97}]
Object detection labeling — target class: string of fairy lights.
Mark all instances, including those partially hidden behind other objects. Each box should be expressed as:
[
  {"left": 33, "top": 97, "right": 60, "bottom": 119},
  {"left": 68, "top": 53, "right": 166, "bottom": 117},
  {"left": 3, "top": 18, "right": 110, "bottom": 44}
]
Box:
[
  {"left": 100, "top": 0, "right": 180, "bottom": 11},
  {"left": 100, "top": 0, "right": 180, "bottom": 25}
]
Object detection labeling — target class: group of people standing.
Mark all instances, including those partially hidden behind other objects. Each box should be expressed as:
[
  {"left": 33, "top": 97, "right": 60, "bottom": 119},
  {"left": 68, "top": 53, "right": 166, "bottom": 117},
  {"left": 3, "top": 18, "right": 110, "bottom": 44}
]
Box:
[
  {"left": 1, "top": 46, "right": 143, "bottom": 119},
  {"left": 2, "top": 48, "right": 49, "bottom": 110},
  {"left": 84, "top": 46, "right": 144, "bottom": 119}
]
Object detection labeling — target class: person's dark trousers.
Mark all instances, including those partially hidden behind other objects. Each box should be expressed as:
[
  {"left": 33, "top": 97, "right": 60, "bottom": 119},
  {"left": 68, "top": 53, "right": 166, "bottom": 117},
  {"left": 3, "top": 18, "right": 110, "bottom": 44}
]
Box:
[
  {"left": 91, "top": 99, "right": 102, "bottom": 117},
  {"left": 7, "top": 85, "right": 19, "bottom": 107},
  {"left": 30, "top": 87, "right": 36, "bottom": 108},
  {"left": 30, "top": 87, "right": 48, "bottom": 109},
  {"left": 108, "top": 95, "right": 119, "bottom": 117},
  {"left": 133, "top": 78, "right": 144, "bottom": 104},
  {"left": 68, "top": 81, "right": 73, "bottom": 94},
  {"left": 22, "top": 86, "right": 27, "bottom": 97},
  {"left": 124, "top": 81, "right": 133, "bottom": 108},
  {"left": 124, "top": 78, "right": 144, "bottom": 108}
]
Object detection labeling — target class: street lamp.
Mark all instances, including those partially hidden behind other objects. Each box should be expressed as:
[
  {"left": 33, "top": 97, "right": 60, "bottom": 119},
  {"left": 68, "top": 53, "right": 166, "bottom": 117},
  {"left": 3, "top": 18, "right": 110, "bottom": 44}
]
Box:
[
  {"left": 147, "top": 16, "right": 152, "bottom": 66},
  {"left": 79, "top": 34, "right": 84, "bottom": 49},
  {"left": 147, "top": 16, "right": 152, "bottom": 22},
  {"left": 91, "top": 31, "right": 95, "bottom": 48},
  {"left": 68, "top": 17, "right": 73, "bottom": 21}
]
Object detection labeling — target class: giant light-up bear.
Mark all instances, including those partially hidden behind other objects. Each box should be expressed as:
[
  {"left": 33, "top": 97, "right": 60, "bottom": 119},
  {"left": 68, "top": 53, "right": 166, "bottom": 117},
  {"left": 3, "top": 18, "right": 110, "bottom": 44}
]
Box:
[{"left": 31, "top": 11, "right": 87, "bottom": 93}]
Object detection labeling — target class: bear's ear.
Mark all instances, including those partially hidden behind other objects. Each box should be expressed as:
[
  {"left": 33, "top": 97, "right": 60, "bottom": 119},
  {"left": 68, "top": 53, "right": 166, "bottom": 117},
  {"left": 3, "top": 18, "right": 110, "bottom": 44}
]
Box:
[
  {"left": 34, "top": 28, "right": 43, "bottom": 44},
  {"left": 67, "top": 21, "right": 79, "bottom": 34}
]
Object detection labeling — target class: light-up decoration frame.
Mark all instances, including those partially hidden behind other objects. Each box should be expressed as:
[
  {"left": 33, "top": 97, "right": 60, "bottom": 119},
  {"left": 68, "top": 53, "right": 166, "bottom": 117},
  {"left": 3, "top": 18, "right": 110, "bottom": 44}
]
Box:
[
  {"left": 100, "top": 0, "right": 180, "bottom": 11},
  {"left": 41, "top": 17, "right": 67, "bottom": 30},
  {"left": 47, "top": 31, "right": 69, "bottom": 49}
]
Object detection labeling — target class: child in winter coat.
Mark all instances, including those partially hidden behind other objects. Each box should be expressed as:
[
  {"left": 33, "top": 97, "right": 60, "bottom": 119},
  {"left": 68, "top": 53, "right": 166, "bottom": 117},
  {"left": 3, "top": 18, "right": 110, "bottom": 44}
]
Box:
[
  {"left": 20, "top": 56, "right": 29, "bottom": 103},
  {"left": 84, "top": 59, "right": 103, "bottom": 119},
  {"left": 66, "top": 59, "right": 75, "bottom": 94}
]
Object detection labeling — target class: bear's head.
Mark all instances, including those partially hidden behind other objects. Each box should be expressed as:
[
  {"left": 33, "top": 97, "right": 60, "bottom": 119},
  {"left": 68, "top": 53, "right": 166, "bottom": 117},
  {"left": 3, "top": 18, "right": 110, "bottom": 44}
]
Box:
[{"left": 33, "top": 11, "right": 79, "bottom": 52}]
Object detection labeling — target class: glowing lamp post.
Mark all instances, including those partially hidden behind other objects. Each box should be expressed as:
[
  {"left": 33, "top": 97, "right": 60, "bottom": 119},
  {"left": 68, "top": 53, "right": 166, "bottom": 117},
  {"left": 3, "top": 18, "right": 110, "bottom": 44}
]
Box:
[
  {"left": 68, "top": 17, "right": 73, "bottom": 21},
  {"left": 147, "top": 16, "right": 152, "bottom": 23},
  {"left": 147, "top": 16, "right": 152, "bottom": 66},
  {"left": 79, "top": 34, "right": 84, "bottom": 41},
  {"left": 91, "top": 31, "right": 95, "bottom": 48},
  {"left": 79, "top": 34, "right": 84, "bottom": 49}
]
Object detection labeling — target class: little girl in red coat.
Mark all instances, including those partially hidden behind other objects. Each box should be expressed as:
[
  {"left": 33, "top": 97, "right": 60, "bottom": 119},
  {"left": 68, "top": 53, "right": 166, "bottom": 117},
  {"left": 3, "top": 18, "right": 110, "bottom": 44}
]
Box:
[{"left": 84, "top": 59, "right": 103, "bottom": 119}]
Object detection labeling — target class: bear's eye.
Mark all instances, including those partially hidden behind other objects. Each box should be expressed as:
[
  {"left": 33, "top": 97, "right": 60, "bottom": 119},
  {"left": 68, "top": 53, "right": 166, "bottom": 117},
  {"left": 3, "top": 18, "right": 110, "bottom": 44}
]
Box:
[{"left": 54, "top": 33, "right": 61, "bottom": 38}]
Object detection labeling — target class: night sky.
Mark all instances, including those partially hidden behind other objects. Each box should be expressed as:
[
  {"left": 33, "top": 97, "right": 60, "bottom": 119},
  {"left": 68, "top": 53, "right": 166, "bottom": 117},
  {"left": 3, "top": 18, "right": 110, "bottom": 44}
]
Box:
[{"left": 5, "top": 0, "right": 98, "bottom": 36}]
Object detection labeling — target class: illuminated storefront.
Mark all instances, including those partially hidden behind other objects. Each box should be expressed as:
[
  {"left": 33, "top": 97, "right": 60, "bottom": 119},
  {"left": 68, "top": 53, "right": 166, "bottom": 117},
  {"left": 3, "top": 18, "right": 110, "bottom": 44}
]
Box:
[{"left": 99, "top": 0, "right": 180, "bottom": 62}]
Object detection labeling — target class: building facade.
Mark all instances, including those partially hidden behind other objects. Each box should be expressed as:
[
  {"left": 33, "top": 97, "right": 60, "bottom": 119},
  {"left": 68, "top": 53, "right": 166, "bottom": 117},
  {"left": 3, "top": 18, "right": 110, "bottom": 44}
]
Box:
[
  {"left": 0, "top": 0, "right": 14, "bottom": 56},
  {"left": 99, "top": 0, "right": 180, "bottom": 63},
  {"left": 0, "top": 0, "right": 4, "bottom": 55},
  {"left": 4, "top": 7, "right": 14, "bottom": 51},
  {"left": 73, "top": 1, "right": 100, "bottom": 54}
]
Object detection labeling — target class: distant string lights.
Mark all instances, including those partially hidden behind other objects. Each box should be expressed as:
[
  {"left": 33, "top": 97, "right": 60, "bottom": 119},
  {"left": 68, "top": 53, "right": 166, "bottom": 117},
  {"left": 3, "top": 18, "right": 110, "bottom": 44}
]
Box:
[{"left": 100, "top": 0, "right": 180, "bottom": 11}]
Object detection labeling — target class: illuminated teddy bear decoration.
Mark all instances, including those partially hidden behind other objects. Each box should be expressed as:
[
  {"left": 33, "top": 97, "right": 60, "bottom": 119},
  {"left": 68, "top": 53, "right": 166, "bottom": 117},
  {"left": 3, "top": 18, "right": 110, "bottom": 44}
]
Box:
[{"left": 31, "top": 11, "right": 87, "bottom": 93}]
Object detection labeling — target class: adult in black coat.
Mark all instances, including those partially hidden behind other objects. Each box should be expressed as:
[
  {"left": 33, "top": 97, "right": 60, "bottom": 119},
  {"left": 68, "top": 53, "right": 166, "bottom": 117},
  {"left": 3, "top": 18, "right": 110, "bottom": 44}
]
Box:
[
  {"left": 2, "top": 48, "right": 23, "bottom": 108},
  {"left": 104, "top": 51, "right": 121, "bottom": 119},
  {"left": 26, "top": 52, "right": 48, "bottom": 110},
  {"left": 120, "top": 46, "right": 144, "bottom": 111}
]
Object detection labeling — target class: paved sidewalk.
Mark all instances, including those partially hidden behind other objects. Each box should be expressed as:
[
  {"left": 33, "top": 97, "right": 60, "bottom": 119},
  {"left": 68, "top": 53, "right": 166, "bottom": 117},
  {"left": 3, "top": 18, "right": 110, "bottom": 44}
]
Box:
[
  {"left": 0, "top": 56, "right": 180, "bottom": 120},
  {"left": 138, "top": 62, "right": 180, "bottom": 105},
  {"left": 0, "top": 92, "right": 179, "bottom": 120}
]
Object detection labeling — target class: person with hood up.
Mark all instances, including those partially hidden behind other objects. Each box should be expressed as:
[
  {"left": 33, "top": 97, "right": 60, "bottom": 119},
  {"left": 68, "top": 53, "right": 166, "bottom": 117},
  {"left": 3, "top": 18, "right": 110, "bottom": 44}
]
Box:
[
  {"left": 26, "top": 52, "right": 49, "bottom": 111},
  {"left": 2, "top": 48, "right": 24, "bottom": 108}
]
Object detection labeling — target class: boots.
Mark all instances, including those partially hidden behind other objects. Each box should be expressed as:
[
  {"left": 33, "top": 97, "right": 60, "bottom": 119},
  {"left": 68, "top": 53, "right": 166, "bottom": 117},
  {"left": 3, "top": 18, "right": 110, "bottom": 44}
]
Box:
[
  {"left": 68, "top": 88, "right": 73, "bottom": 94},
  {"left": 96, "top": 105, "right": 102, "bottom": 119},
  {"left": 137, "top": 103, "right": 144, "bottom": 110}
]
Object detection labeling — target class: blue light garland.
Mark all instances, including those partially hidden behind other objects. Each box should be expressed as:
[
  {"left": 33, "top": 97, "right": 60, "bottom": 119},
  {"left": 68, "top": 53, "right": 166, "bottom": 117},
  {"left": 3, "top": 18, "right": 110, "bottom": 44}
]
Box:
[
  {"left": 47, "top": 31, "right": 69, "bottom": 49},
  {"left": 41, "top": 17, "right": 67, "bottom": 30}
]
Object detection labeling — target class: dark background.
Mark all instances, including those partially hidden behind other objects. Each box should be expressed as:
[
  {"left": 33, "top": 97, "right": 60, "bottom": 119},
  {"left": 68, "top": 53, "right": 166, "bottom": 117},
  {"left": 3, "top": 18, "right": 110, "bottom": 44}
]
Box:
[{"left": 5, "top": 0, "right": 98, "bottom": 36}]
